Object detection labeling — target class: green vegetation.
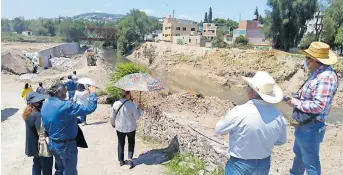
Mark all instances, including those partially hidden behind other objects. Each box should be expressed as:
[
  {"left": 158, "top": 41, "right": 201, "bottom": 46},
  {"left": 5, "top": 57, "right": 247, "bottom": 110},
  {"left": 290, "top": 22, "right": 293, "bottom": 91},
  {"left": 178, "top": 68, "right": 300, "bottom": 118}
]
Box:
[
  {"left": 1, "top": 32, "right": 64, "bottom": 42},
  {"left": 164, "top": 153, "right": 224, "bottom": 175},
  {"left": 234, "top": 35, "right": 249, "bottom": 45},
  {"left": 264, "top": 0, "right": 317, "bottom": 51},
  {"left": 177, "top": 39, "right": 183, "bottom": 45},
  {"left": 212, "top": 18, "right": 239, "bottom": 31},
  {"left": 173, "top": 54, "right": 191, "bottom": 61},
  {"left": 106, "top": 62, "right": 148, "bottom": 99},
  {"left": 212, "top": 29, "right": 228, "bottom": 48}
]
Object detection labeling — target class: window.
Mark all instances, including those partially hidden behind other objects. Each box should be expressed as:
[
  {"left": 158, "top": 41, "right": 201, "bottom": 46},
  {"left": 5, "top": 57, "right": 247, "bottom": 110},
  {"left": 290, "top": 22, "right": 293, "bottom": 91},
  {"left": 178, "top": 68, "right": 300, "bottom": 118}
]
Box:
[
  {"left": 176, "top": 34, "right": 180, "bottom": 36},
  {"left": 189, "top": 39, "right": 191, "bottom": 43},
  {"left": 182, "top": 27, "right": 186, "bottom": 31},
  {"left": 176, "top": 27, "right": 180, "bottom": 30},
  {"left": 262, "top": 39, "right": 266, "bottom": 42},
  {"left": 212, "top": 30, "right": 215, "bottom": 33},
  {"left": 191, "top": 28, "right": 195, "bottom": 31},
  {"left": 163, "top": 34, "right": 164, "bottom": 36},
  {"left": 165, "top": 27, "right": 168, "bottom": 30},
  {"left": 204, "top": 30, "right": 207, "bottom": 32}
]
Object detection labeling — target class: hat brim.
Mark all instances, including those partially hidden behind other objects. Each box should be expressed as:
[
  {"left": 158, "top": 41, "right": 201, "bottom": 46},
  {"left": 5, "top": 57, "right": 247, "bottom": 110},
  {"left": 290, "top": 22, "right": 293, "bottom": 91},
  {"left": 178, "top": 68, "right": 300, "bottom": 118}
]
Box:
[
  {"left": 300, "top": 49, "right": 338, "bottom": 65},
  {"left": 242, "top": 76, "right": 283, "bottom": 104},
  {"left": 28, "top": 94, "right": 47, "bottom": 104}
]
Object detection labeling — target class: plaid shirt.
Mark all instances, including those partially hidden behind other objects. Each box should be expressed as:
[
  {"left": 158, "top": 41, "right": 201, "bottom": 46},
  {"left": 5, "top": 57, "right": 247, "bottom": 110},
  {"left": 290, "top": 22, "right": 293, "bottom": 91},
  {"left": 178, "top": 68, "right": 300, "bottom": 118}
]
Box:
[{"left": 291, "top": 65, "right": 338, "bottom": 121}]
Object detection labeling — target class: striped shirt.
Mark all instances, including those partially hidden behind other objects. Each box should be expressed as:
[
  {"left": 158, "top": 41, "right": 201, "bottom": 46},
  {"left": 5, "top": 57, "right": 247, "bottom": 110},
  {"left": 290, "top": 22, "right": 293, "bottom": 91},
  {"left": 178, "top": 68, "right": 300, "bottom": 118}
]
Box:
[{"left": 291, "top": 65, "right": 338, "bottom": 121}]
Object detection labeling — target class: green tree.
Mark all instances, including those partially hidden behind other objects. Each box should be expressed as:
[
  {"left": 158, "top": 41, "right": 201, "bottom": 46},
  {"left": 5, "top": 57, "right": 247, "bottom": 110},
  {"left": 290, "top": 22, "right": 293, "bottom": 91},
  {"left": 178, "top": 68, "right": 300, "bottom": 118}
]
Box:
[
  {"left": 43, "top": 19, "right": 56, "bottom": 36},
  {"left": 37, "top": 27, "right": 49, "bottom": 36},
  {"left": 11, "top": 17, "right": 27, "bottom": 34},
  {"left": 259, "top": 15, "right": 264, "bottom": 24},
  {"left": 264, "top": 0, "right": 317, "bottom": 51},
  {"left": 334, "top": 26, "right": 343, "bottom": 51},
  {"left": 226, "top": 19, "right": 239, "bottom": 31},
  {"left": 299, "top": 33, "right": 317, "bottom": 49},
  {"left": 204, "top": 12, "right": 208, "bottom": 23},
  {"left": 212, "top": 18, "right": 227, "bottom": 27},
  {"left": 321, "top": 15, "right": 336, "bottom": 44},
  {"left": 177, "top": 38, "right": 183, "bottom": 45},
  {"left": 235, "top": 35, "right": 249, "bottom": 45},
  {"left": 58, "top": 19, "right": 86, "bottom": 42},
  {"left": 1, "top": 18, "right": 11, "bottom": 32},
  {"left": 208, "top": 7, "right": 213, "bottom": 23},
  {"left": 212, "top": 29, "right": 228, "bottom": 48}
]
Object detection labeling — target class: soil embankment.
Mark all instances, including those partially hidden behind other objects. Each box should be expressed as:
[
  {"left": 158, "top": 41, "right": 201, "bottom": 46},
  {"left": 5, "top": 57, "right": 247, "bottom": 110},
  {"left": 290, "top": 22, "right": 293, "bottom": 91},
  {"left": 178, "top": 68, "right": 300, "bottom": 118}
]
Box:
[{"left": 128, "top": 42, "right": 343, "bottom": 108}]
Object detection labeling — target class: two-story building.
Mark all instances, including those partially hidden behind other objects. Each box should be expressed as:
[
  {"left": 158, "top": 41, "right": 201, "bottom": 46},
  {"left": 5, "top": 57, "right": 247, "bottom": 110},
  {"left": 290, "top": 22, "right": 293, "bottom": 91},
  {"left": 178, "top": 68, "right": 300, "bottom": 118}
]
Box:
[
  {"left": 202, "top": 23, "right": 217, "bottom": 39},
  {"left": 162, "top": 17, "right": 198, "bottom": 41},
  {"left": 233, "top": 20, "right": 270, "bottom": 46}
]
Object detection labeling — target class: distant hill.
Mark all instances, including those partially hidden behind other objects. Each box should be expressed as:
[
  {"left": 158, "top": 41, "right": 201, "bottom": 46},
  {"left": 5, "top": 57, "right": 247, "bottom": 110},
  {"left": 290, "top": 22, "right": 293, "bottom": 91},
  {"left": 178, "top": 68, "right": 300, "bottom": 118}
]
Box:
[{"left": 73, "top": 12, "right": 197, "bottom": 24}]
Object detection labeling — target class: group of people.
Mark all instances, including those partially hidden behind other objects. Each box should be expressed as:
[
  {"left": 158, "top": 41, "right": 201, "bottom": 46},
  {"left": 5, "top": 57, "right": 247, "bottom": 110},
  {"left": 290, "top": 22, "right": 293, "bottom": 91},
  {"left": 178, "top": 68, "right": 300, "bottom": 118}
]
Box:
[
  {"left": 216, "top": 42, "right": 339, "bottom": 175},
  {"left": 21, "top": 41, "right": 338, "bottom": 175},
  {"left": 23, "top": 70, "right": 142, "bottom": 174}
]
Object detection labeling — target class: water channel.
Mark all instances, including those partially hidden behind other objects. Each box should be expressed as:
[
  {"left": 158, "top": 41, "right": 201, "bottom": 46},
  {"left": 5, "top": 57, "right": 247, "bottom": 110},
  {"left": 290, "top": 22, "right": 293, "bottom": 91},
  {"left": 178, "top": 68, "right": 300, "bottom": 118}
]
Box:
[{"left": 102, "top": 49, "right": 343, "bottom": 122}]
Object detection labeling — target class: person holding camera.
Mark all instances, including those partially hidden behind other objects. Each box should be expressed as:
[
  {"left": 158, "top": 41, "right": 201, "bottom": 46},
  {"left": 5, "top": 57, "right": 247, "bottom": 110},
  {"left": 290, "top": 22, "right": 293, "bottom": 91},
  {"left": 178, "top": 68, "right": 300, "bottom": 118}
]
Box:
[{"left": 285, "top": 42, "right": 339, "bottom": 175}]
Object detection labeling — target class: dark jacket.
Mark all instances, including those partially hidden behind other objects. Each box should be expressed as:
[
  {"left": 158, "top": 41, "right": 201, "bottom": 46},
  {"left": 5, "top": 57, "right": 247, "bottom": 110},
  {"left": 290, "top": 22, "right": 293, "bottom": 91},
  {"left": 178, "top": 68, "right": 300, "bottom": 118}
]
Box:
[{"left": 25, "top": 111, "right": 41, "bottom": 157}]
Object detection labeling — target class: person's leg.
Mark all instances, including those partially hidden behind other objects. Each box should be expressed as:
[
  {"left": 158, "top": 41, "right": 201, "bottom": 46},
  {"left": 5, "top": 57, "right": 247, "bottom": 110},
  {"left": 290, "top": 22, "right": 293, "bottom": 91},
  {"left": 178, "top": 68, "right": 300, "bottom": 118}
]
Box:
[
  {"left": 290, "top": 131, "right": 306, "bottom": 175},
  {"left": 127, "top": 130, "right": 136, "bottom": 160},
  {"left": 116, "top": 131, "right": 126, "bottom": 165},
  {"left": 32, "top": 156, "right": 41, "bottom": 175},
  {"left": 80, "top": 115, "right": 87, "bottom": 125},
  {"left": 62, "top": 141, "right": 78, "bottom": 175},
  {"left": 49, "top": 142, "right": 64, "bottom": 175},
  {"left": 297, "top": 123, "right": 325, "bottom": 175},
  {"left": 40, "top": 156, "right": 53, "bottom": 175},
  {"left": 256, "top": 157, "right": 271, "bottom": 175}
]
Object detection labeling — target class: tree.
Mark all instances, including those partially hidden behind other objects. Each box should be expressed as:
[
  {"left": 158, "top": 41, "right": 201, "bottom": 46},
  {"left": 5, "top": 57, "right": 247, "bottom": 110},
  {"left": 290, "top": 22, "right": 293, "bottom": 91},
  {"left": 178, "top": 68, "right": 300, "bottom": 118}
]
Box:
[
  {"left": 43, "top": 19, "right": 56, "bottom": 36},
  {"left": 204, "top": 12, "right": 208, "bottom": 23},
  {"left": 259, "top": 15, "right": 264, "bottom": 24},
  {"left": 335, "top": 26, "right": 343, "bottom": 52},
  {"left": 299, "top": 33, "right": 317, "bottom": 49},
  {"left": 1, "top": 18, "right": 11, "bottom": 32},
  {"left": 235, "top": 35, "right": 249, "bottom": 45},
  {"left": 212, "top": 29, "right": 228, "bottom": 48},
  {"left": 208, "top": 7, "right": 213, "bottom": 23},
  {"left": 254, "top": 7, "right": 259, "bottom": 20},
  {"left": 264, "top": 0, "right": 317, "bottom": 51},
  {"left": 226, "top": 19, "right": 239, "bottom": 31},
  {"left": 212, "top": 18, "right": 227, "bottom": 26},
  {"left": 321, "top": 15, "right": 335, "bottom": 43},
  {"left": 11, "top": 17, "right": 27, "bottom": 34},
  {"left": 37, "top": 27, "right": 49, "bottom": 36}
]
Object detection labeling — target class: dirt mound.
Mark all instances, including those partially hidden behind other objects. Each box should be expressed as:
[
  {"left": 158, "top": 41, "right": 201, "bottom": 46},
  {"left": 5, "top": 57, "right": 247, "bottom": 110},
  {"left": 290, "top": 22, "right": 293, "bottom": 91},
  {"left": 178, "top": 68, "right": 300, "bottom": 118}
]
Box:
[{"left": 1, "top": 49, "right": 33, "bottom": 75}]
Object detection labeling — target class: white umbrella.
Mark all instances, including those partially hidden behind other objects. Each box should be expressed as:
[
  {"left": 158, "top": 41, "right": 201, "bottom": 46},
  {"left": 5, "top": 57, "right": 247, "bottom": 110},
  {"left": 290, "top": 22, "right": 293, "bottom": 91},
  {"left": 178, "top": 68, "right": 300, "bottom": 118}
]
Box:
[{"left": 77, "top": 77, "right": 96, "bottom": 86}]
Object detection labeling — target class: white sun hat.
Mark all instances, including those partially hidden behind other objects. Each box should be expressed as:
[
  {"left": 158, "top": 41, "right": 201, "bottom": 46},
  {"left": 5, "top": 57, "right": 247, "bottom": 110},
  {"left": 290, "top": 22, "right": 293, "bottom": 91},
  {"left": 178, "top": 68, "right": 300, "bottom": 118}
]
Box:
[{"left": 242, "top": 71, "right": 284, "bottom": 104}]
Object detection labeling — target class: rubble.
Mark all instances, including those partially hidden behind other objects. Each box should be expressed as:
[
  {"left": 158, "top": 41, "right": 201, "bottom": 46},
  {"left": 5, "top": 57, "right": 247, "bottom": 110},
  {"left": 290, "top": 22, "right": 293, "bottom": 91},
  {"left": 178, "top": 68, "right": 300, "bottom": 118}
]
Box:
[
  {"left": 18, "top": 73, "right": 39, "bottom": 80},
  {"left": 50, "top": 56, "right": 81, "bottom": 71},
  {"left": 1, "top": 49, "right": 33, "bottom": 75}
]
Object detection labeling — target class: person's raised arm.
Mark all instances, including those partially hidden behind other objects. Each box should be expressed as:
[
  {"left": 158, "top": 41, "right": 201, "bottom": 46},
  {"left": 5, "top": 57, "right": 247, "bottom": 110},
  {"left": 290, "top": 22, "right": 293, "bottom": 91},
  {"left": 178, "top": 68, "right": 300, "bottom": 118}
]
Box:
[{"left": 67, "top": 86, "right": 97, "bottom": 116}]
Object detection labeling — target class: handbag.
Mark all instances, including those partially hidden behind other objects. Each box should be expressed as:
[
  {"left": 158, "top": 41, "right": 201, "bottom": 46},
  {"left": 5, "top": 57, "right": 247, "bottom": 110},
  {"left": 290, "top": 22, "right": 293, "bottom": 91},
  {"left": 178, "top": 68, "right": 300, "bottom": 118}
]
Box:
[
  {"left": 38, "top": 119, "right": 52, "bottom": 157},
  {"left": 110, "top": 100, "right": 128, "bottom": 128},
  {"left": 76, "top": 126, "right": 88, "bottom": 148}
]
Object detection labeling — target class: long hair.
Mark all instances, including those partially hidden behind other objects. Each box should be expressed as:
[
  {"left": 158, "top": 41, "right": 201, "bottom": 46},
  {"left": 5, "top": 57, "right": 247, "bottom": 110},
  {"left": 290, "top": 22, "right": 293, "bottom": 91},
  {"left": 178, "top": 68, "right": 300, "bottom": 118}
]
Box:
[
  {"left": 22, "top": 104, "right": 35, "bottom": 120},
  {"left": 24, "top": 83, "right": 29, "bottom": 89}
]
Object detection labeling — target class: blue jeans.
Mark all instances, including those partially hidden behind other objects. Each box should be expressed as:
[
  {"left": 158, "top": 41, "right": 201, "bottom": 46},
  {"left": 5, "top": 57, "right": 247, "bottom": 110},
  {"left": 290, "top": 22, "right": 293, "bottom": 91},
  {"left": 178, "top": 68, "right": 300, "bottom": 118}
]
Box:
[
  {"left": 290, "top": 122, "right": 326, "bottom": 175},
  {"left": 68, "top": 91, "right": 75, "bottom": 100},
  {"left": 49, "top": 140, "right": 78, "bottom": 175},
  {"left": 225, "top": 156, "right": 270, "bottom": 175},
  {"left": 32, "top": 156, "right": 53, "bottom": 175}
]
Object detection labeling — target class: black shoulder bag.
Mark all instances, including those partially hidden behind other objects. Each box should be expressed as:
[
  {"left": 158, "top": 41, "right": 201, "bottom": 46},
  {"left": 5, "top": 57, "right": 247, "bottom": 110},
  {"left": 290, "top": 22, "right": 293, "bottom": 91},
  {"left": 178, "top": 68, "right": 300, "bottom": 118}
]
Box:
[{"left": 110, "top": 100, "right": 128, "bottom": 128}]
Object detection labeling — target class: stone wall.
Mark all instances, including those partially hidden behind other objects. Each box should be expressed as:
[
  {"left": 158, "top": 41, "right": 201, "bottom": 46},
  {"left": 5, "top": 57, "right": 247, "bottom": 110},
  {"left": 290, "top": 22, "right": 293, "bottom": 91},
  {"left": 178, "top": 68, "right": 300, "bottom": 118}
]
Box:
[
  {"left": 38, "top": 43, "right": 80, "bottom": 67},
  {"left": 139, "top": 108, "right": 230, "bottom": 168}
]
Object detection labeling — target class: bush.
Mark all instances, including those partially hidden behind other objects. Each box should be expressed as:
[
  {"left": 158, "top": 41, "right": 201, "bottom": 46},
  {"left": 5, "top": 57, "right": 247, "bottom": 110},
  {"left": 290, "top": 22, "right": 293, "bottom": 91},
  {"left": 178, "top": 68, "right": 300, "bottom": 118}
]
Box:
[
  {"left": 106, "top": 63, "right": 148, "bottom": 99},
  {"left": 177, "top": 39, "right": 183, "bottom": 45},
  {"left": 234, "top": 35, "right": 249, "bottom": 45},
  {"left": 299, "top": 33, "right": 316, "bottom": 49}
]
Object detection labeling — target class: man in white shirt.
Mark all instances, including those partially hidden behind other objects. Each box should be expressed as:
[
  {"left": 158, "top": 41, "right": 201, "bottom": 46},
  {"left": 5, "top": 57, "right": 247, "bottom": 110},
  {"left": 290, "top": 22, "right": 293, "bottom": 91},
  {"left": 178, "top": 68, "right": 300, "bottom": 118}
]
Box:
[
  {"left": 215, "top": 71, "right": 287, "bottom": 175},
  {"left": 110, "top": 89, "right": 141, "bottom": 168}
]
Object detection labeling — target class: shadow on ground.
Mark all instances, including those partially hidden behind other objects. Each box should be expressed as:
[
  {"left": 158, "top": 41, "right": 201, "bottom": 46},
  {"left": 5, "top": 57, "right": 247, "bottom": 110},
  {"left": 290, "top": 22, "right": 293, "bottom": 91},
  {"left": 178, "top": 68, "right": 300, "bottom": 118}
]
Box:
[
  {"left": 87, "top": 121, "right": 108, "bottom": 125},
  {"left": 133, "top": 135, "right": 180, "bottom": 167},
  {"left": 1, "top": 108, "right": 19, "bottom": 121}
]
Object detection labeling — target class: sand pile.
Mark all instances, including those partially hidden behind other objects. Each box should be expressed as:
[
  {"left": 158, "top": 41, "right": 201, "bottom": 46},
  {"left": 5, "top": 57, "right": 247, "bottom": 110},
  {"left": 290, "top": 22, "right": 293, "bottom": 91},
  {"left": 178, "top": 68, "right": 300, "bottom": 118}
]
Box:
[{"left": 1, "top": 49, "right": 33, "bottom": 75}]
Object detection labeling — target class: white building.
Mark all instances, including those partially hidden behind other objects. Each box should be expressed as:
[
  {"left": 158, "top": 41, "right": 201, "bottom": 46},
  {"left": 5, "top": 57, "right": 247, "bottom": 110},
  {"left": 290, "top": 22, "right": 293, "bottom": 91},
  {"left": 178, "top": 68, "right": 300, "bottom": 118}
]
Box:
[{"left": 305, "top": 12, "right": 324, "bottom": 35}]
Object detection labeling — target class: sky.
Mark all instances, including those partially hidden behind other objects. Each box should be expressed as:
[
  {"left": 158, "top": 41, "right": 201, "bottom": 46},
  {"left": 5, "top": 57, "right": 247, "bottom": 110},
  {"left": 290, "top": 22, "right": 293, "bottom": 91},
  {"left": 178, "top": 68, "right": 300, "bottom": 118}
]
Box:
[{"left": 1, "top": 0, "right": 268, "bottom": 22}]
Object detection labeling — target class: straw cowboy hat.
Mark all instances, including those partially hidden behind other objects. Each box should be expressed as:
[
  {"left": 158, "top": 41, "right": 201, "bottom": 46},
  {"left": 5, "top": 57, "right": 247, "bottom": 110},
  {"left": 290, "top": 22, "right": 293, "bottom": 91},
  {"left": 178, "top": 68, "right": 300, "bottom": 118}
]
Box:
[
  {"left": 300, "top": 41, "right": 338, "bottom": 65},
  {"left": 242, "top": 71, "right": 283, "bottom": 103}
]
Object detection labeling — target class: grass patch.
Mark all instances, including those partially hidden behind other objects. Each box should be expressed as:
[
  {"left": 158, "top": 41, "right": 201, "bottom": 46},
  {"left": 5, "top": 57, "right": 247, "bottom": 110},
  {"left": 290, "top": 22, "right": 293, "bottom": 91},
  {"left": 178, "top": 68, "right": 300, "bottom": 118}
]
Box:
[
  {"left": 1, "top": 32, "right": 64, "bottom": 42},
  {"left": 164, "top": 153, "right": 224, "bottom": 175},
  {"left": 173, "top": 54, "right": 191, "bottom": 61}
]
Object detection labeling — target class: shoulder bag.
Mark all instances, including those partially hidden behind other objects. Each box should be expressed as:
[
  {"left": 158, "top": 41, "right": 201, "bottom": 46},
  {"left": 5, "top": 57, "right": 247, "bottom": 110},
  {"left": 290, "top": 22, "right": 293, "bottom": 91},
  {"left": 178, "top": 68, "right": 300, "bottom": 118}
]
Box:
[
  {"left": 38, "top": 119, "right": 52, "bottom": 157},
  {"left": 110, "top": 100, "right": 128, "bottom": 128}
]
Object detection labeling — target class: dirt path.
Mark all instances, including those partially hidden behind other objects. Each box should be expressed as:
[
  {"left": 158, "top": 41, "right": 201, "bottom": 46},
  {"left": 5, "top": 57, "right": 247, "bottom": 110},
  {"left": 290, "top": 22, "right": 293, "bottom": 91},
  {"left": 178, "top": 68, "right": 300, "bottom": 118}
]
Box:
[{"left": 1, "top": 78, "right": 165, "bottom": 175}]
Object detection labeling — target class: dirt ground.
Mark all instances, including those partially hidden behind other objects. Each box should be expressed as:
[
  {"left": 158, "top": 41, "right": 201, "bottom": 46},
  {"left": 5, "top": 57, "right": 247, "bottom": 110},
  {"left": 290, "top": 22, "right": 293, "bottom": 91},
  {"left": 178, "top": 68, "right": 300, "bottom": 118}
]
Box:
[
  {"left": 1, "top": 57, "right": 165, "bottom": 175},
  {"left": 128, "top": 42, "right": 343, "bottom": 107}
]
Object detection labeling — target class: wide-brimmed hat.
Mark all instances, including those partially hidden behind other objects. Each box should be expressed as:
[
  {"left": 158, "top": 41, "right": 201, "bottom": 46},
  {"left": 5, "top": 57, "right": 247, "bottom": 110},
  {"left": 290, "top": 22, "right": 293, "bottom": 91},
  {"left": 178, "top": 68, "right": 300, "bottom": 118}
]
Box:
[
  {"left": 26, "top": 92, "right": 47, "bottom": 104},
  {"left": 242, "top": 71, "right": 283, "bottom": 104},
  {"left": 300, "top": 42, "right": 338, "bottom": 65}
]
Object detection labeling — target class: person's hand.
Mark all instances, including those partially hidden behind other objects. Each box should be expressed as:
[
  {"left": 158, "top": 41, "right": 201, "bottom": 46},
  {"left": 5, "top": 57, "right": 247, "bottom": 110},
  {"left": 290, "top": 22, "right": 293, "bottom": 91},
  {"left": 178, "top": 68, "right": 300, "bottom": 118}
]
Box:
[
  {"left": 286, "top": 99, "right": 293, "bottom": 107},
  {"left": 89, "top": 86, "right": 96, "bottom": 93}
]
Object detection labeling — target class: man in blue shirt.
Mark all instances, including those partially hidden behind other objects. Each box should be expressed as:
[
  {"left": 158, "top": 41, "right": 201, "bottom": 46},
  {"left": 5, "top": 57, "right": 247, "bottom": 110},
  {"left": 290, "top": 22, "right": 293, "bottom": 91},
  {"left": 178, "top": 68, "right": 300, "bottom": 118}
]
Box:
[
  {"left": 42, "top": 81, "right": 97, "bottom": 175},
  {"left": 64, "top": 75, "right": 77, "bottom": 100}
]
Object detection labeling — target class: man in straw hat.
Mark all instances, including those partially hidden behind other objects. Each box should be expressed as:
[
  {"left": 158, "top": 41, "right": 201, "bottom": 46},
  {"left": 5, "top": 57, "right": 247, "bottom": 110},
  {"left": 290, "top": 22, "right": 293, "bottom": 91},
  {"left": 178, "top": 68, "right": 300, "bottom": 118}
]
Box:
[
  {"left": 286, "top": 42, "right": 339, "bottom": 175},
  {"left": 215, "top": 71, "right": 287, "bottom": 175}
]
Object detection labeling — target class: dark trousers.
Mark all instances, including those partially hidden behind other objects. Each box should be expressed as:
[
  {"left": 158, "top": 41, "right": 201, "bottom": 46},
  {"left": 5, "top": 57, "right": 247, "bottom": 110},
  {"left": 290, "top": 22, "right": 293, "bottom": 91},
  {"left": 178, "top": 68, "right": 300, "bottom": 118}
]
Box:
[
  {"left": 49, "top": 140, "right": 78, "bottom": 175},
  {"left": 116, "top": 130, "right": 136, "bottom": 162},
  {"left": 32, "top": 156, "right": 53, "bottom": 175}
]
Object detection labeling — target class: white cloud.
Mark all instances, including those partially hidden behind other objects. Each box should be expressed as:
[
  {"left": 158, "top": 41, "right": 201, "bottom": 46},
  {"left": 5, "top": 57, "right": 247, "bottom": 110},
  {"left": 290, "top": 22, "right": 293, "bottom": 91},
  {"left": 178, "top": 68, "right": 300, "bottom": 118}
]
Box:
[
  {"left": 140, "top": 9, "right": 154, "bottom": 15},
  {"left": 178, "top": 15, "right": 194, "bottom": 21}
]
